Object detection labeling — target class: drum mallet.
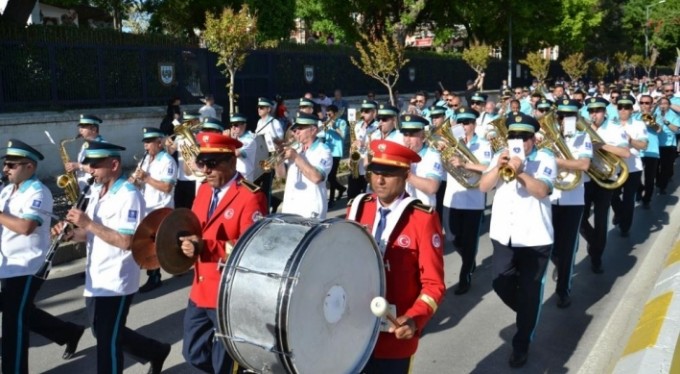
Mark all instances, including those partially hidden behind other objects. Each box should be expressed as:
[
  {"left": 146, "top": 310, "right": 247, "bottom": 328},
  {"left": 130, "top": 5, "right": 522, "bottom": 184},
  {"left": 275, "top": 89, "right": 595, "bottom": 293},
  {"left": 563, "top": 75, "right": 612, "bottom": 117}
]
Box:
[{"left": 370, "top": 296, "right": 401, "bottom": 327}]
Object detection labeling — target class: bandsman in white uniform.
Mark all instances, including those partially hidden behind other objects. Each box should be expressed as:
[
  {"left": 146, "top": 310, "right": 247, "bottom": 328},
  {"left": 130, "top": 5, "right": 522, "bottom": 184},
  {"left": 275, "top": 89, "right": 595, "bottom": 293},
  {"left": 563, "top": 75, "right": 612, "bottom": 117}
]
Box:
[
  {"left": 0, "top": 140, "right": 86, "bottom": 373},
  {"left": 348, "top": 100, "right": 379, "bottom": 199},
  {"left": 479, "top": 113, "right": 557, "bottom": 368},
  {"left": 371, "top": 104, "right": 404, "bottom": 144},
  {"left": 131, "top": 127, "right": 178, "bottom": 293},
  {"left": 442, "top": 107, "right": 492, "bottom": 295},
  {"left": 228, "top": 113, "right": 257, "bottom": 181},
  {"left": 55, "top": 140, "right": 171, "bottom": 374},
  {"left": 254, "top": 97, "right": 285, "bottom": 212},
  {"left": 399, "top": 114, "right": 443, "bottom": 207},
  {"left": 279, "top": 112, "right": 333, "bottom": 219},
  {"left": 549, "top": 99, "right": 592, "bottom": 308},
  {"left": 428, "top": 105, "right": 450, "bottom": 221},
  {"left": 166, "top": 112, "right": 200, "bottom": 209},
  {"left": 533, "top": 98, "right": 553, "bottom": 120},
  {"left": 470, "top": 93, "right": 495, "bottom": 139},
  {"left": 64, "top": 114, "right": 105, "bottom": 191}
]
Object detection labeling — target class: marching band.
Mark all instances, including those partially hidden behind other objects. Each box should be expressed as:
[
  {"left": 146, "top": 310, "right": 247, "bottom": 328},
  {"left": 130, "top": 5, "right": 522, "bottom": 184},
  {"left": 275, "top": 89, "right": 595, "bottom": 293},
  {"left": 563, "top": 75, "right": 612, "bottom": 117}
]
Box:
[{"left": 1, "top": 76, "right": 680, "bottom": 373}]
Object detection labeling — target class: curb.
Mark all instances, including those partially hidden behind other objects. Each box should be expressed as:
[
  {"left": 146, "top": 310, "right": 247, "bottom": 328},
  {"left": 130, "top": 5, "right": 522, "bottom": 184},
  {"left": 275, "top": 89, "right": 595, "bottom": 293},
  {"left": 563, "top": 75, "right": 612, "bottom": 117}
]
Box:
[{"left": 578, "top": 198, "right": 680, "bottom": 374}]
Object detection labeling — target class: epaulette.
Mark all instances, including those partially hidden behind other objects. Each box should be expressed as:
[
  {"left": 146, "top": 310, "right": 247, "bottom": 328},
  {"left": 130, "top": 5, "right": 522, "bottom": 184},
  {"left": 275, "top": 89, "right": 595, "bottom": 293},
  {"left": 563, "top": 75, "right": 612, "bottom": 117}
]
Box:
[
  {"left": 412, "top": 201, "right": 434, "bottom": 214},
  {"left": 239, "top": 179, "right": 261, "bottom": 193},
  {"left": 346, "top": 194, "right": 373, "bottom": 207}
]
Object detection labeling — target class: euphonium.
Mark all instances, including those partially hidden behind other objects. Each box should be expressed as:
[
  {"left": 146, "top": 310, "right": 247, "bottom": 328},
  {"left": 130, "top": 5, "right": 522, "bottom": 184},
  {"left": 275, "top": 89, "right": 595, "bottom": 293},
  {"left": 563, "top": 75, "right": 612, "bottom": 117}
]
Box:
[
  {"left": 173, "top": 119, "right": 204, "bottom": 177},
  {"left": 56, "top": 135, "right": 82, "bottom": 205},
  {"left": 576, "top": 116, "right": 629, "bottom": 189},
  {"left": 641, "top": 113, "right": 661, "bottom": 132},
  {"left": 487, "top": 116, "right": 516, "bottom": 182},
  {"left": 536, "top": 111, "right": 582, "bottom": 190},
  {"left": 426, "top": 124, "right": 480, "bottom": 189}
]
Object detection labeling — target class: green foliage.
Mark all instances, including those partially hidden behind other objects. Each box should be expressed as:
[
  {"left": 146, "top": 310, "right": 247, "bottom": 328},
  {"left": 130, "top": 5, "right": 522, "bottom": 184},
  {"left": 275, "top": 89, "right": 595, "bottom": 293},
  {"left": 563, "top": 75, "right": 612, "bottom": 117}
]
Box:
[
  {"left": 245, "top": 0, "right": 295, "bottom": 41},
  {"left": 589, "top": 60, "right": 609, "bottom": 82},
  {"left": 612, "top": 51, "right": 629, "bottom": 75},
  {"left": 551, "top": 0, "right": 603, "bottom": 53},
  {"left": 351, "top": 33, "right": 409, "bottom": 104},
  {"left": 203, "top": 5, "right": 258, "bottom": 113},
  {"left": 622, "top": 0, "right": 680, "bottom": 65},
  {"left": 519, "top": 51, "right": 549, "bottom": 83},
  {"left": 146, "top": 0, "right": 235, "bottom": 38},
  {"left": 560, "top": 52, "right": 589, "bottom": 82},
  {"left": 462, "top": 43, "right": 491, "bottom": 75}
]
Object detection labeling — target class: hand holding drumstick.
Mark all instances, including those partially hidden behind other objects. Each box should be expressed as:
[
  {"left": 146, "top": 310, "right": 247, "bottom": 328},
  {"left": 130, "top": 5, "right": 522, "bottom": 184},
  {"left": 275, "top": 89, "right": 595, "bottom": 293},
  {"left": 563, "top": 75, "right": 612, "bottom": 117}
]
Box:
[{"left": 370, "top": 297, "right": 417, "bottom": 339}]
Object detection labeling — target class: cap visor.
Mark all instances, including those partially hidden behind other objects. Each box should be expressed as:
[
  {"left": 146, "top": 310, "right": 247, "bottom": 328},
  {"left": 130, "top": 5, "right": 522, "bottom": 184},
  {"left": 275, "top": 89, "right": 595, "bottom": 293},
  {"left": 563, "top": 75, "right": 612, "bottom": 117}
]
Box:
[{"left": 367, "top": 162, "right": 407, "bottom": 174}]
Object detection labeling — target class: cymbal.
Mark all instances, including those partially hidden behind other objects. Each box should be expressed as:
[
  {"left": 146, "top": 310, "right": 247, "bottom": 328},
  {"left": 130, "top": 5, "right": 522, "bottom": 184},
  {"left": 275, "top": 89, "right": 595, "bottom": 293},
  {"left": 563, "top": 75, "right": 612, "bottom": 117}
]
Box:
[
  {"left": 156, "top": 207, "right": 202, "bottom": 275},
  {"left": 131, "top": 208, "right": 172, "bottom": 270}
]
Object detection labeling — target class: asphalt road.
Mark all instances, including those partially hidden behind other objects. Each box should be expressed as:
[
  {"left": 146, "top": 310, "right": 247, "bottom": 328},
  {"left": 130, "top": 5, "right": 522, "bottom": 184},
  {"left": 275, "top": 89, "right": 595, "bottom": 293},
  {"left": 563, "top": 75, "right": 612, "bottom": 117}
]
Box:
[{"left": 15, "top": 172, "right": 680, "bottom": 374}]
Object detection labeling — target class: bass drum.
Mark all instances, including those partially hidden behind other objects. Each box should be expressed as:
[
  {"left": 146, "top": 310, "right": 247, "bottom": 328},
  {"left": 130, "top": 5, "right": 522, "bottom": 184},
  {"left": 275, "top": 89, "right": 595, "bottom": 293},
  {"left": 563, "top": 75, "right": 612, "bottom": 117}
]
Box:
[{"left": 217, "top": 214, "right": 385, "bottom": 374}]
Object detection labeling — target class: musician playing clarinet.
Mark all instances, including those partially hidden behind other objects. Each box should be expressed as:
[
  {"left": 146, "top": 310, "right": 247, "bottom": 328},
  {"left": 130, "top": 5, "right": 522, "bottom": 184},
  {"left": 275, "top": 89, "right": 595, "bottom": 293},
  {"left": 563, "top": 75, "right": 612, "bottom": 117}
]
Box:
[
  {"left": 346, "top": 140, "right": 445, "bottom": 374},
  {"left": 0, "top": 140, "right": 85, "bottom": 373},
  {"left": 177, "top": 132, "right": 267, "bottom": 373}
]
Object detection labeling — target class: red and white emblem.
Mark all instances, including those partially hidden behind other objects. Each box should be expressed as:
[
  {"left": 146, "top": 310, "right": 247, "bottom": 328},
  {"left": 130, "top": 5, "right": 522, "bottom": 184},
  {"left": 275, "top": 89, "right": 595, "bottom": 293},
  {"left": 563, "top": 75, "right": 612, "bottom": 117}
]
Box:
[
  {"left": 396, "top": 234, "right": 411, "bottom": 248},
  {"left": 224, "top": 208, "right": 234, "bottom": 219},
  {"left": 432, "top": 233, "right": 441, "bottom": 248}
]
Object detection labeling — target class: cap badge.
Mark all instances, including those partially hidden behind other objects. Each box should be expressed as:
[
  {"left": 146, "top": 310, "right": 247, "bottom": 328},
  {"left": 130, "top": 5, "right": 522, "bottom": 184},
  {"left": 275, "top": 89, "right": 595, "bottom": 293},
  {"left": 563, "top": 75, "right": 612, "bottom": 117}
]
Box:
[
  {"left": 143, "top": 128, "right": 148, "bottom": 133},
  {"left": 83, "top": 142, "right": 89, "bottom": 149},
  {"left": 515, "top": 116, "right": 522, "bottom": 122},
  {"left": 563, "top": 100, "right": 569, "bottom": 104},
  {"left": 7, "top": 141, "right": 12, "bottom": 147},
  {"left": 591, "top": 98, "right": 596, "bottom": 103},
  {"left": 405, "top": 116, "right": 411, "bottom": 121},
  {"left": 380, "top": 104, "right": 385, "bottom": 109},
  {"left": 202, "top": 135, "right": 210, "bottom": 142},
  {"left": 363, "top": 100, "right": 368, "bottom": 104},
  {"left": 378, "top": 143, "right": 387, "bottom": 152},
  {"left": 459, "top": 108, "right": 465, "bottom": 113}
]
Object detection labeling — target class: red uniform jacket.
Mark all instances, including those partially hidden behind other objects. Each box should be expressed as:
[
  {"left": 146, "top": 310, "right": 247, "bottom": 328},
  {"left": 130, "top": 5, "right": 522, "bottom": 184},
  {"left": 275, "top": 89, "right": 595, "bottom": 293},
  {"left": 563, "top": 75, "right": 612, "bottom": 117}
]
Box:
[
  {"left": 190, "top": 176, "right": 267, "bottom": 308},
  {"left": 347, "top": 194, "right": 445, "bottom": 359}
]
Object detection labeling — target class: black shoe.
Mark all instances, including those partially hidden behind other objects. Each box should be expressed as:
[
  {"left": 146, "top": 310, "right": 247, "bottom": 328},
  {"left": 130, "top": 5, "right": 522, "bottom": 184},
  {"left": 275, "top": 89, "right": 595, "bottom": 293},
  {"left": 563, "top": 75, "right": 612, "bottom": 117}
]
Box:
[
  {"left": 454, "top": 282, "right": 471, "bottom": 295},
  {"left": 612, "top": 215, "right": 620, "bottom": 226},
  {"left": 660, "top": 189, "right": 668, "bottom": 195},
  {"left": 148, "top": 343, "right": 171, "bottom": 374},
  {"left": 557, "top": 295, "right": 572, "bottom": 309},
  {"left": 139, "top": 275, "right": 162, "bottom": 293},
  {"left": 63, "top": 325, "right": 86, "bottom": 360},
  {"left": 552, "top": 267, "right": 559, "bottom": 282},
  {"left": 509, "top": 350, "right": 528, "bottom": 368},
  {"left": 620, "top": 229, "right": 629, "bottom": 238},
  {"left": 328, "top": 200, "right": 335, "bottom": 209},
  {"left": 591, "top": 262, "right": 604, "bottom": 274},
  {"left": 337, "top": 186, "right": 347, "bottom": 201},
  {"left": 643, "top": 202, "right": 650, "bottom": 209}
]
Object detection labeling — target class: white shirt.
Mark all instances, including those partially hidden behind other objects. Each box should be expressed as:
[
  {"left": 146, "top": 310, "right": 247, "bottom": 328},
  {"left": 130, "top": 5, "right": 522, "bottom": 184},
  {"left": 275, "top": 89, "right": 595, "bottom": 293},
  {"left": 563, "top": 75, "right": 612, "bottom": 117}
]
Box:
[
  {"left": 256, "top": 116, "right": 284, "bottom": 153},
  {"left": 236, "top": 131, "right": 257, "bottom": 181},
  {"left": 406, "top": 145, "right": 443, "bottom": 207},
  {"left": 550, "top": 131, "right": 593, "bottom": 206},
  {"left": 77, "top": 135, "right": 104, "bottom": 189},
  {"left": 281, "top": 139, "right": 332, "bottom": 219},
  {"left": 487, "top": 148, "right": 557, "bottom": 247},
  {"left": 175, "top": 135, "right": 199, "bottom": 182},
  {"left": 444, "top": 135, "right": 493, "bottom": 210},
  {"left": 475, "top": 112, "right": 497, "bottom": 139},
  {"left": 140, "top": 150, "right": 177, "bottom": 215},
  {"left": 0, "top": 176, "right": 53, "bottom": 278},
  {"left": 353, "top": 120, "right": 379, "bottom": 176},
  {"left": 84, "top": 177, "right": 144, "bottom": 296},
  {"left": 617, "top": 117, "right": 648, "bottom": 173},
  {"left": 199, "top": 105, "right": 217, "bottom": 120}
]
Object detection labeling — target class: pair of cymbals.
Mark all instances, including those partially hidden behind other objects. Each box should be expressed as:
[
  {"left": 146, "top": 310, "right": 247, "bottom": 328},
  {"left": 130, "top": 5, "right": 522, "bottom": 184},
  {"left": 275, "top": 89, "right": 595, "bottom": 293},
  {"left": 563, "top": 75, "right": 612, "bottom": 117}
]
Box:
[{"left": 131, "top": 208, "right": 201, "bottom": 275}]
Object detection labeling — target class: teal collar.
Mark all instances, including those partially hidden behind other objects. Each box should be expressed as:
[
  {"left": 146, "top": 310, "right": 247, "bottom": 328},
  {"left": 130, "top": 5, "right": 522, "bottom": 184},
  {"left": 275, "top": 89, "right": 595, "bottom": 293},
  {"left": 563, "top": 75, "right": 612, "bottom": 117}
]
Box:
[
  {"left": 18, "top": 174, "right": 38, "bottom": 193},
  {"left": 110, "top": 176, "right": 127, "bottom": 194}
]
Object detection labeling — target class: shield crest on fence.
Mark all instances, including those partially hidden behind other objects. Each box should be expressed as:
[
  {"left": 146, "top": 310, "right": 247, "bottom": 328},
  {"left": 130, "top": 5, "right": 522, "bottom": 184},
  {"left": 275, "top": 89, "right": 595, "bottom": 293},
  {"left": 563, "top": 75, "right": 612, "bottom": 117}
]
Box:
[
  {"left": 408, "top": 67, "right": 416, "bottom": 82},
  {"left": 304, "top": 65, "right": 314, "bottom": 83},
  {"left": 158, "top": 63, "right": 176, "bottom": 86}
]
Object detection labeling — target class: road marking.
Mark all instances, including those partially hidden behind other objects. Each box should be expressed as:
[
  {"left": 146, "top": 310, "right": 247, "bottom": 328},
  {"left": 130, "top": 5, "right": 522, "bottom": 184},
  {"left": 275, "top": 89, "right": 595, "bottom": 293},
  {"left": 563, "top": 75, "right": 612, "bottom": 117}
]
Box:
[
  {"left": 672, "top": 333, "right": 680, "bottom": 374},
  {"left": 622, "top": 291, "right": 673, "bottom": 356},
  {"left": 665, "top": 240, "right": 680, "bottom": 267}
]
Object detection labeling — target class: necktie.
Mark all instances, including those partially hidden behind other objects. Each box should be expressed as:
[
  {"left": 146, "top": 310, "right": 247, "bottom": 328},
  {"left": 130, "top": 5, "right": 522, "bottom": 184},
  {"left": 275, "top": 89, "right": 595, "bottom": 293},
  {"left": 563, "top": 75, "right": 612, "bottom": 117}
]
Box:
[
  {"left": 374, "top": 208, "right": 391, "bottom": 247},
  {"left": 208, "top": 188, "right": 220, "bottom": 219}
]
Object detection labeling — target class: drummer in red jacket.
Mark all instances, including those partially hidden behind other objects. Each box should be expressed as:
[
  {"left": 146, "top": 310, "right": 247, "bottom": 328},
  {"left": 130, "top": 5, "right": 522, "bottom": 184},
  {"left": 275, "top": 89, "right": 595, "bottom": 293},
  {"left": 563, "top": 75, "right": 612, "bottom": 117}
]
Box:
[
  {"left": 178, "top": 132, "right": 267, "bottom": 373},
  {"left": 346, "top": 139, "right": 446, "bottom": 374}
]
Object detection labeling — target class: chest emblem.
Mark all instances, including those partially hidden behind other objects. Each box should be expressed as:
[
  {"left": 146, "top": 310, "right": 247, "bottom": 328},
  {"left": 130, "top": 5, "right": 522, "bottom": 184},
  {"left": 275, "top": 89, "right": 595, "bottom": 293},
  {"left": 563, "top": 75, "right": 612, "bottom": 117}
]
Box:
[
  {"left": 396, "top": 234, "right": 411, "bottom": 248},
  {"left": 224, "top": 208, "right": 234, "bottom": 219},
  {"left": 432, "top": 233, "right": 441, "bottom": 249}
]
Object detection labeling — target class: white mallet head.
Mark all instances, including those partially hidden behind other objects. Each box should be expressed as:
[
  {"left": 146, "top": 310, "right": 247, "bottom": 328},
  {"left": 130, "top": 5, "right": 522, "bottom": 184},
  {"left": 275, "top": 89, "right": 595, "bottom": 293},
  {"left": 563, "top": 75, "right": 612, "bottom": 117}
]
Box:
[{"left": 370, "top": 297, "right": 389, "bottom": 318}]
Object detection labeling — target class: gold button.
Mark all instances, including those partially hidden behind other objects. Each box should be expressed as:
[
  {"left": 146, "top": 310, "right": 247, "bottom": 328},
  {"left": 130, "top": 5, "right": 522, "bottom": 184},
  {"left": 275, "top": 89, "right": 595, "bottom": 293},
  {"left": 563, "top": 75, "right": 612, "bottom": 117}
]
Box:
[{"left": 199, "top": 276, "right": 204, "bottom": 282}]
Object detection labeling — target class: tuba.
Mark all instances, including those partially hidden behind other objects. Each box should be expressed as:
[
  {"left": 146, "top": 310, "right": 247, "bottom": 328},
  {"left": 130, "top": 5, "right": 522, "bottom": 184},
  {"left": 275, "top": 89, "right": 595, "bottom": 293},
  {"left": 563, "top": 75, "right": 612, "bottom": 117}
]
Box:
[
  {"left": 426, "top": 124, "right": 480, "bottom": 189},
  {"left": 576, "top": 116, "right": 629, "bottom": 189},
  {"left": 641, "top": 113, "right": 661, "bottom": 132},
  {"left": 487, "top": 116, "right": 516, "bottom": 182},
  {"left": 536, "top": 111, "right": 582, "bottom": 190},
  {"left": 56, "top": 135, "right": 82, "bottom": 205}
]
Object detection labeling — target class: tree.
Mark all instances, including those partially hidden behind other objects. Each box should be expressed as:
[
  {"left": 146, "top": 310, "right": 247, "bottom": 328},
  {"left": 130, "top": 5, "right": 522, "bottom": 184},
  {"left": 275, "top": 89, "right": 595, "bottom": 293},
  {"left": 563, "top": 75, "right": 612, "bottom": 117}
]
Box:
[
  {"left": 245, "top": 0, "right": 295, "bottom": 42},
  {"left": 351, "top": 33, "right": 409, "bottom": 105},
  {"left": 551, "top": 0, "right": 604, "bottom": 53},
  {"left": 146, "top": 0, "right": 236, "bottom": 38},
  {"left": 622, "top": 0, "right": 680, "bottom": 65},
  {"left": 203, "top": 5, "right": 258, "bottom": 114},
  {"left": 519, "top": 51, "right": 550, "bottom": 85},
  {"left": 560, "top": 52, "right": 589, "bottom": 83},
  {"left": 462, "top": 43, "right": 492, "bottom": 90},
  {"left": 590, "top": 60, "right": 609, "bottom": 82},
  {"left": 611, "top": 51, "right": 629, "bottom": 77}
]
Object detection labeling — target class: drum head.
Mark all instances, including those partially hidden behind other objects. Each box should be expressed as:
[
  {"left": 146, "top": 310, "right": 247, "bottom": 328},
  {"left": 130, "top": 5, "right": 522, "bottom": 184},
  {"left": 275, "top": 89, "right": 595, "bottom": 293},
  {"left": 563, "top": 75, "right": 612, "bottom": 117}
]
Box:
[{"left": 281, "top": 219, "right": 384, "bottom": 374}]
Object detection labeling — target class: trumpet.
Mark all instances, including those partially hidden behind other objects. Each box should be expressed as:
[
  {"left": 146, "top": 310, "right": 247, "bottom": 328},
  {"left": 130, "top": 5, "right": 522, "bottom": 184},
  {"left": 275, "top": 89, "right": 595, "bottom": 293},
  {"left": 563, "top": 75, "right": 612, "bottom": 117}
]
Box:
[
  {"left": 641, "top": 113, "right": 661, "bottom": 132},
  {"left": 260, "top": 132, "right": 299, "bottom": 171},
  {"left": 536, "top": 111, "right": 582, "bottom": 190},
  {"left": 129, "top": 151, "right": 148, "bottom": 187},
  {"left": 576, "top": 116, "right": 629, "bottom": 189},
  {"left": 486, "top": 117, "right": 516, "bottom": 182}
]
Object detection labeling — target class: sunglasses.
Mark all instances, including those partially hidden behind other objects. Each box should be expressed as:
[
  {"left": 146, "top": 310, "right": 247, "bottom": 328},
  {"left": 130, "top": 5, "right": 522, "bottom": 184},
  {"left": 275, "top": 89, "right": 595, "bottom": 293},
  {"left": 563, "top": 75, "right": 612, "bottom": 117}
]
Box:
[
  {"left": 507, "top": 133, "right": 532, "bottom": 141},
  {"left": 361, "top": 109, "right": 372, "bottom": 113},
  {"left": 196, "top": 157, "right": 229, "bottom": 169},
  {"left": 257, "top": 106, "right": 268, "bottom": 110},
  {"left": 514, "top": 91, "right": 522, "bottom": 95},
  {"left": 665, "top": 90, "right": 674, "bottom": 93},
  {"left": 640, "top": 101, "right": 652, "bottom": 105},
  {"left": 415, "top": 99, "right": 425, "bottom": 103},
  {"left": 3, "top": 162, "right": 28, "bottom": 169},
  {"left": 617, "top": 105, "right": 633, "bottom": 110},
  {"left": 378, "top": 117, "right": 392, "bottom": 122},
  {"left": 471, "top": 101, "right": 484, "bottom": 106},
  {"left": 537, "top": 108, "right": 550, "bottom": 113},
  {"left": 588, "top": 109, "right": 605, "bottom": 114}
]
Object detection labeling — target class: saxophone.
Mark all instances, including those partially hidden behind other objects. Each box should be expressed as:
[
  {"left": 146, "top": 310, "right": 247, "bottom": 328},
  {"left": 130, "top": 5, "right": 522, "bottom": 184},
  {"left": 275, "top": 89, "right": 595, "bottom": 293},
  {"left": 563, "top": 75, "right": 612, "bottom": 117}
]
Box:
[{"left": 56, "top": 135, "right": 81, "bottom": 205}]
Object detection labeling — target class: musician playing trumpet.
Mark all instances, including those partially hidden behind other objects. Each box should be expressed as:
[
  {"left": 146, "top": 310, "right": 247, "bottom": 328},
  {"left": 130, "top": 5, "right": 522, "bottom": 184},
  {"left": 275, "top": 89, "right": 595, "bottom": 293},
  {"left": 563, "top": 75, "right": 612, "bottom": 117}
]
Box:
[
  {"left": 348, "top": 100, "right": 379, "bottom": 199},
  {"left": 636, "top": 95, "right": 661, "bottom": 208},
  {"left": 442, "top": 107, "right": 492, "bottom": 295},
  {"left": 227, "top": 113, "right": 257, "bottom": 182},
  {"left": 319, "top": 105, "right": 348, "bottom": 208},
  {"left": 654, "top": 96, "right": 679, "bottom": 195},
  {"left": 278, "top": 112, "right": 332, "bottom": 219},
  {"left": 549, "top": 100, "right": 592, "bottom": 308}
]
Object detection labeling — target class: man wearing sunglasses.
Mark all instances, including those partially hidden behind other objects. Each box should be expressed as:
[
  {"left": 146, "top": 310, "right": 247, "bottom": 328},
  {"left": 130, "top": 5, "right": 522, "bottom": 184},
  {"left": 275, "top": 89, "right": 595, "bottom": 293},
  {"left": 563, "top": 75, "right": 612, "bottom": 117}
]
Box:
[
  {"left": 254, "top": 97, "right": 285, "bottom": 212},
  {"left": 400, "top": 114, "right": 443, "bottom": 209},
  {"left": 346, "top": 140, "right": 444, "bottom": 374},
  {"left": 655, "top": 97, "right": 680, "bottom": 194},
  {"left": 606, "top": 90, "right": 620, "bottom": 120},
  {"left": 610, "top": 94, "right": 647, "bottom": 237},
  {"left": 64, "top": 114, "right": 105, "bottom": 190},
  {"left": 428, "top": 107, "right": 449, "bottom": 220},
  {"left": 0, "top": 140, "right": 86, "bottom": 372},
  {"left": 470, "top": 93, "right": 493, "bottom": 138},
  {"left": 580, "top": 97, "right": 631, "bottom": 273},
  {"left": 132, "top": 127, "right": 178, "bottom": 293},
  {"left": 371, "top": 104, "right": 404, "bottom": 144},
  {"left": 533, "top": 98, "right": 553, "bottom": 120},
  {"left": 444, "top": 93, "right": 461, "bottom": 119},
  {"left": 177, "top": 132, "right": 267, "bottom": 373},
  {"left": 279, "top": 112, "right": 332, "bottom": 219},
  {"left": 349, "top": 100, "right": 379, "bottom": 199},
  {"left": 228, "top": 113, "right": 257, "bottom": 182},
  {"left": 479, "top": 113, "right": 557, "bottom": 368},
  {"left": 57, "top": 140, "right": 172, "bottom": 374},
  {"left": 636, "top": 95, "right": 661, "bottom": 207}
]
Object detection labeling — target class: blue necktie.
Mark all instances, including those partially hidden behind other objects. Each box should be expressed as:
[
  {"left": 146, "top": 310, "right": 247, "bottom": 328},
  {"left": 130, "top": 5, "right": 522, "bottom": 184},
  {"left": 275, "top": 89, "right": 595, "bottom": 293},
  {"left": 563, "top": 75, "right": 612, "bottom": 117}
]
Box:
[
  {"left": 374, "top": 208, "right": 391, "bottom": 246},
  {"left": 208, "top": 188, "right": 220, "bottom": 219}
]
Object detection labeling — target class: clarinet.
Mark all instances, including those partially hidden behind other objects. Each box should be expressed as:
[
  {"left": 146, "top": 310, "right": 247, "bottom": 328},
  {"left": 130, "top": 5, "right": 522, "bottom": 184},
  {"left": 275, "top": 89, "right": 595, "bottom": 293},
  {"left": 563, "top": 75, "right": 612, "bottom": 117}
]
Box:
[{"left": 35, "top": 177, "right": 95, "bottom": 280}]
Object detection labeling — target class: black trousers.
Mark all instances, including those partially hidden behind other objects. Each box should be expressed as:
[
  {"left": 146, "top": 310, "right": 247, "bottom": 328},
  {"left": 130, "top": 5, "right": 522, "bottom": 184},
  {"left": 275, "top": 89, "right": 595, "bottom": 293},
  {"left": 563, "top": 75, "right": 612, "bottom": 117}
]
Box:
[
  {"left": 551, "top": 204, "right": 584, "bottom": 297},
  {"left": 85, "top": 295, "right": 168, "bottom": 374},
  {"left": 435, "top": 181, "right": 447, "bottom": 220},
  {"left": 175, "top": 179, "right": 197, "bottom": 209},
  {"left": 254, "top": 170, "right": 281, "bottom": 213},
  {"left": 657, "top": 146, "right": 676, "bottom": 190},
  {"left": 327, "top": 157, "right": 345, "bottom": 202},
  {"left": 580, "top": 181, "right": 614, "bottom": 267},
  {"left": 182, "top": 300, "right": 237, "bottom": 373},
  {"left": 491, "top": 240, "right": 551, "bottom": 353},
  {"left": 362, "top": 356, "right": 412, "bottom": 374},
  {"left": 638, "top": 157, "right": 659, "bottom": 203},
  {"left": 1, "top": 276, "right": 82, "bottom": 374},
  {"left": 449, "top": 208, "right": 483, "bottom": 285},
  {"left": 347, "top": 174, "right": 367, "bottom": 199},
  {"left": 611, "top": 171, "right": 642, "bottom": 233}
]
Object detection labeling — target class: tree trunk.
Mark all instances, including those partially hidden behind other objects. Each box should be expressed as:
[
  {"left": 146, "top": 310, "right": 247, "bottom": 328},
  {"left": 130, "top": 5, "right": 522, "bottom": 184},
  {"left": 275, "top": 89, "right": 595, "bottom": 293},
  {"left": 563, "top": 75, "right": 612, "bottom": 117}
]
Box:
[
  {"left": 228, "top": 68, "right": 235, "bottom": 115},
  {"left": 1, "top": 0, "right": 37, "bottom": 25},
  {"left": 387, "top": 84, "right": 394, "bottom": 106}
]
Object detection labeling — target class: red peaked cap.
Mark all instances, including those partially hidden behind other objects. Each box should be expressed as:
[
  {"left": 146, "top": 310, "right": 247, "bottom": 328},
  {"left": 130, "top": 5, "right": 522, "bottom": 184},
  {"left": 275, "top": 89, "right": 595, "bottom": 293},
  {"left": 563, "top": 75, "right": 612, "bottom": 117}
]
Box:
[
  {"left": 368, "top": 140, "right": 421, "bottom": 171},
  {"left": 196, "top": 132, "right": 242, "bottom": 154}
]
